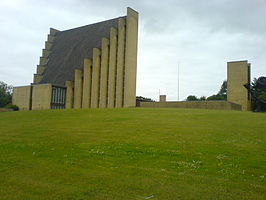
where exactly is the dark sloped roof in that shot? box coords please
[40,16,125,86]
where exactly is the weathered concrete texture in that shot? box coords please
[227,61,251,111]
[47,35,55,42]
[33,74,42,84]
[36,65,46,75]
[107,28,118,108]
[82,58,92,108]
[32,84,52,110]
[91,48,101,108]
[160,95,166,102]
[140,101,242,111]
[99,38,110,108]
[40,57,48,65]
[124,7,138,108]
[50,28,59,36]
[42,49,51,58]
[74,69,83,108]
[65,80,74,109]
[45,41,53,50]
[12,86,32,110]
[115,18,126,108]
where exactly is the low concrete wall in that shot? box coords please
[140,101,242,111]
[12,86,32,110]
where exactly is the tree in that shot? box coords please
[0,81,13,107]
[207,80,227,101]
[186,95,199,101]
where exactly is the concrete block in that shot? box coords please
[40,57,48,65]
[227,61,251,111]
[124,7,139,108]
[91,48,101,108]
[99,38,109,108]
[32,84,52,110]
[47,34,55,42]
[36,65,46,75]
[107,27,117,108]
[42,49,51,57]
[12,86,32,110]
[45,41,53,50]
[74,69,83,109]
[115,18,126,108]
[65,80,74,109]
[82,58,92,108]
[33,74,42,84]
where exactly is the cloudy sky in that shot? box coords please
[0,0,265,101]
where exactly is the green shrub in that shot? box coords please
[5,104,19,111]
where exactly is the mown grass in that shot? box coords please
[0,108,265,200]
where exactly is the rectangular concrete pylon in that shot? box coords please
[82,58,92,108]
[115,18,126,108]
[124,8,139,108]
[74,69,83,108]
[91,48,101,108]
[107,28,118,108]
[65,80,74,109]
[99,38,110,108]
[227,60,251,111]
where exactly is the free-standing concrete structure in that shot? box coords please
[227,60,251,111]
[13,7,139,110]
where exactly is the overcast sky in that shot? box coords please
[0,0,265,101]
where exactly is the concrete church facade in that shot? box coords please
[13,7,138,110]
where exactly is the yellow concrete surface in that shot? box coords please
[33,74,42,84]
[115,18,126,108]
[227,61,251,111]
[65,80,74,109]
[91,48,101,108]
[160,95,166,102]
[124,7,138,108]
[82,58,92,108]
[107,27,118,108]
[140,101,242,111]
[99,38,110,108]
[12,86,32,110]
[32,84,52,110]
[74,69,83,109]
[36,65,46,75]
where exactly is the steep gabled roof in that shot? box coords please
[40,16,125,86]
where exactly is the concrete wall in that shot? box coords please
[65,80,73,109]
[12,86,32,110]
[31,84,52,110]
[227,61,251,111]
[160,95,166,102]
[140,101,242,111]
[74,69,83,108]
[124,7,139,108]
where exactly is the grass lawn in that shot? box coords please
[0,108,265,200]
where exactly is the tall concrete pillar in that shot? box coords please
[91,48,101,108]
[74,69,83,108]
[82,58,92,108]
[115,18,126,108]
[99,38,110,108]
[65,80,73,109]
[227,60,251,111]
[124,8,138,108]
[107,28,118,108]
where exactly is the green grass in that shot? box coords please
[0,108,265,200]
